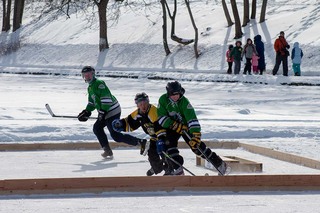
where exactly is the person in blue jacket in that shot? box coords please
[291,42,304,76]
[254,34,266,75]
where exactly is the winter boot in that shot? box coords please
[139,139,150,155]
[101,147,113,159]
[146,168,155,176]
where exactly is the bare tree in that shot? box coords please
[93,0,109,51]
[222,0,233,27]
[160,0,198,57]
[260,0,268,23]
[251,0,256,19]
[230,0,242,39]
[160,0,170,55]
[2,0,12,32]
[242,0,250,26]
[184,0,199,58]
[48,0,110,52]
[13,0,25,32]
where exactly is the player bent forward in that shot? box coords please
[157,81,229,175]
[112,92,169,176]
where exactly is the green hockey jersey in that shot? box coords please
[157,93,201,134]
[85,78,120,118]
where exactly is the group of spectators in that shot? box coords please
[226,31,304,76]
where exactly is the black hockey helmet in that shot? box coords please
[81,66,95,74]
[166,81,185,96]
[81,66,95,83]
[134,92,149,104]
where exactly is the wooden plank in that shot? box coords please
[197,156,263,173]
[239,143,320,170]
[1,175,320,195]
[0,141,239,151]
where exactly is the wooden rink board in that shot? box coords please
[1,175,320,195]
[1,141,320,194]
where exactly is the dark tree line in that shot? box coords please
[1,0,269,56]
[2,0,25,32]
[222,0,268,39]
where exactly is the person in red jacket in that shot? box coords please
[272,31,290,76]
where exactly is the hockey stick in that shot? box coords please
[182,130,225,176]
[45,103,97,119]
[161,151,196,176]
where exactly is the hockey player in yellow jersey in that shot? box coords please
[112,92,167,176]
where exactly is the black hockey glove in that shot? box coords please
[98,110,107,122]
[78,109,91,122]
[112,119,124,132]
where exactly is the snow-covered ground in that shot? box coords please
[1,0,320,212]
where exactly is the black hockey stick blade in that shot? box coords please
[45,103,80,119]
[45,103,56,117]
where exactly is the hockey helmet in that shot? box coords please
[166,81,185,96]
[81,66,95,83]
[134,92,149,104]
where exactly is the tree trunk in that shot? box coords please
[97,0,109,51]
[251,0,256,19]
[222,0,234,27]
[231,0,242,39]
[260,0,268,23]
[13,0,25,32]
[242,0,250,26]
[2,0,12,32]
[184,0,199,58]
[170,0,177,38]
[160,0,171,55]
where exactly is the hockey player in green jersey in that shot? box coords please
[112,92,169,176]
[77,66,146,159]
[157,81,229,175]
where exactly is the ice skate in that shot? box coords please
[172,166,185,176]
[164,166,185,176]
[101,147,113,160]
[217,161,231,176]
[146,168,155,176]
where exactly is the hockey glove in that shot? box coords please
[112,119,124,132]
[171,121,188,134]
[189,132,201,149]
[77,109,91,122]
[156,139,165,155]
[97,110,107,122]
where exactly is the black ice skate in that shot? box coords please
[217,161,231,176]
[101,147,113,160]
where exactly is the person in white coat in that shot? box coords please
[291,42,304,76]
